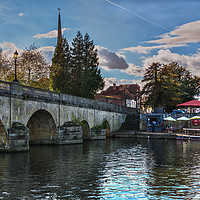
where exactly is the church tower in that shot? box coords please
[57,8,62,44]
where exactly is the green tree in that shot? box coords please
[50,37,71,93]
[180,72,200,102]
[71,31,104,98]
[50,31,104,98]
[82,33,104,98]
[159,62,182,111]
[70,31,85,97]
[141,61,200,112]
[141,62,162,108]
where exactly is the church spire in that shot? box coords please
[57,8,62,44]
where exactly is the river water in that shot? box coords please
[0,138,199,199]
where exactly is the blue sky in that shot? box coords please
[1,0,200,89]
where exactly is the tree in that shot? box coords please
[50,37,71,93]
[82,33,104,98]
[50,31,104,98]
[0,48,10,81]
[180,72,200,102]
[3,44,50,87]
[70,31,104,98]
[70,31,85,97]
[159,62,182,111]
[17,45,50,87]
[141,62,162,108]
[141,62,200,112]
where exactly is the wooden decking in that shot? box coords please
[113,130,176,139]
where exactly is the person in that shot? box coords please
[152,121,155,132]
[162,123,166,132]
[179,124,183,132]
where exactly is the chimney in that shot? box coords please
[119,85,123,91]
[113,83,116,90]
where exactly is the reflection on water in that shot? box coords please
[0,138,199,199]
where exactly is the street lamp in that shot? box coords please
[13,50,19,83]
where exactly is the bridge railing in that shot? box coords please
[0,81,10,92]
[0,80,136,114]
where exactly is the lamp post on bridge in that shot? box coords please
[13,50,19,83]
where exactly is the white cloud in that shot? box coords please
[147,20,200,45]
[121,20,200,54]
[34,28,68,38]
[0,42,22,58]
[3,42,18,50]
[19,13,24,17]
[142,49,200,77]
[103,77,143,90]
[38,46,55,52]
[121,63,146,77]
[38,46,55,64]
[0,42,54,63]
[96,45,129,70]
[121,44,186,54]
[116,51,126,60]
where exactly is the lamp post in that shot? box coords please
[13,50,19,83]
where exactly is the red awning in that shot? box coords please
[177,100,200,107]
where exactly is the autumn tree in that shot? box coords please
[17,45,50,87]
[158,62,182,111]
[141,62,200,112]
[0,48,10,81]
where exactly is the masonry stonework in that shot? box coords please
[0,81,137,151]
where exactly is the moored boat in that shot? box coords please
[176,128,200,140]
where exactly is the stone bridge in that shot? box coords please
[0,81,137,152]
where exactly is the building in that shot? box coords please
[95,83,140,108]
[57,8,62,44]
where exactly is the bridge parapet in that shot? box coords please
[0,81,10,91]
[0,80,137,114]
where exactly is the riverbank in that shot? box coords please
[113,130,176,139]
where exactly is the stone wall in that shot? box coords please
[0,81,136,114]
[58,122,83,144]
[0,81,137,151]
[0,80,133,131]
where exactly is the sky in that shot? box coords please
[1,0,200,90]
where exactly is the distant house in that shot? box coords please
[95,83,140,108]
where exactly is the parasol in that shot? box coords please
[164,116,176,121]
[177,116,189,121]
[189,116,200,120]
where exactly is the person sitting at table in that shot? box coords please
[179,124,183,132]
[162,124,166,132]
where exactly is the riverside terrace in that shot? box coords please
[0,80,138,152]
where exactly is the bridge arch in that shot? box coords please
[27,109,58,144]
[80,120,90,140]
[0,120,7,147]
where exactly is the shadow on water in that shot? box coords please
[0,138,199,199]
